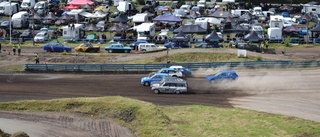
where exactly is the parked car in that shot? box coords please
[85,34,99,43]
[105,43,131,53]
[34,31,49,43]
[11,30,22,39]
[20,29,35,41]
[195,43,221,48]
[169,66,192,76]
[74,43,100,53]
[141,73,170,86]
[43,42,72,52]
[205,71,238,84]
[129,40,147,49]
[138,43,166,51]
[171,1,182,9]
[237,42,261,52]
[173,9,187,18]
[96,20,108,32]
[164,42,190,48]
[0,21,11,29]
[151,77,188,94]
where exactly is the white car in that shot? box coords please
[169,66,192,76]
[138,43,166,51]
[34,31,49,43]
[180,5,191,14]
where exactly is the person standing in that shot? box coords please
[18,44,21,56]
[35,53,39,64]
[12,44,17,55]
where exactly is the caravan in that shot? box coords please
[268,28,282,43]
[0,2,19,16]
[132,13,148,26]
[63,24,85,43]
[21,0,36,11]
[135,23,155,41]
[66,9,86,23]
[12,11,29,29]
[301,3,320,14]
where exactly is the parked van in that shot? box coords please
[268,28,282,42]
[12,11,29,29]
[0,2,19,16]
[63,24,85,42]
[138,43,166,51]
[0,2,8,15]
[21,0,36,11]
[34,1,48,11]
[197,0,206,8]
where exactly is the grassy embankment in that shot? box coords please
[0,96,319,136]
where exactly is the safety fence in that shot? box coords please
[24,61,320,72]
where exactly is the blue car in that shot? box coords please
[164,42,190,49]
[129,41,147,48]
[141,73,169,86]
[43,42,72,52]
[205,71,238,83]
[105,43,131,53]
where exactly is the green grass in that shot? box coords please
[0,96,319,137]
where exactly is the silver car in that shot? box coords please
[151,77,187,94]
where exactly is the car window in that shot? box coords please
[220,73,227,76]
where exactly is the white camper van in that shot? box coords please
[133,13,148,26]
[269,16,284,29]
[21,0,36,10]
[63,24,85,42]
[301,4,320,14]
[117,1,134,13]
[268,28,282,42]
[136,23,155,41]
[12,11,29,29]
[231,9,249,16]
[0,2,19,16]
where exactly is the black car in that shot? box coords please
[20,29,35,41]
[237,43,261,52]
[195,43,221,48]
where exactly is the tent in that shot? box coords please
[64,4,80,10]
[44,12,57,20]
[283,25,301,32]
[107,22,131,32]
[152,15,183,22]
[172,31,190,42]
[67,0,94,5]
[205,31,223,42]
[85,23,99,31]
[32,13,42,20]
[112,14,128,23]
[207,11,235,18]
[173,25,207,34]
[244,31,264,42]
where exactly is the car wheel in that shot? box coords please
[124,50,129,53]
[154,89,160,94]
[175,90,181,94]
[144,81,150,86]
[79,49,83,52]
[62,49,67,52]
[172,75,177,77]
[46,49,51,52]
[210,79,215,84]
[108,49,113,53]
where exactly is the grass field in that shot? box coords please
[0,96,319,137]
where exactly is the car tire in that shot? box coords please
[144,81,150,86]
[46,49,51,52]
[124,50,129,53]
[210,79,215,84]
[79,49,83,52]
[108,50,113,53]
[154,89,160,94]
[62,49,67,52]
[172,75,177,77]
[175,90,181,94]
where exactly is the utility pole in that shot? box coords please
[9,0,12,45]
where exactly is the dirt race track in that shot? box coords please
[0,69,320,136]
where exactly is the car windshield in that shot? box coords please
[97,22,104,26]
[36,34,44,37]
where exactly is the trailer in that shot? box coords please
[63,24,85,43]
[12,11,30,29]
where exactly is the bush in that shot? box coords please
[284,39,292,47]
[10,131,29,137]
[256,56,262,61]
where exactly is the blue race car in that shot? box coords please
[141,73,169,86]
[205,71,238,84]
[43,42,72,52]
[105,43,131,53]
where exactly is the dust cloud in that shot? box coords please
[188,67,311,95]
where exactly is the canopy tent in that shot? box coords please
[67,0,94,6]
[112,14,128,23]
[207,11,235,18]
[283,25,302,32]
[44,12,57,20]
[107,22,131,32]
[205,31,223,42]
[64,4,80,10]
[171,31,190,42]
[82,3,93,9]
[232,24,250,32]
[60,14,72,20]
[31,13,42,20]
[244,31,264,42]
[152,15,183,22]
[173,25,207,34]
[85,23,99,31]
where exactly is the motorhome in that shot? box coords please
[0,2,19,16]
[63,24,85,42]
[301,3,320,14]
[117,1,135,13]
[12,11,29,29]
[269,15,284,29]
[133,13,148,26]
[268,28,282,42]
[136,23,155,41]
[21,0,36,11]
